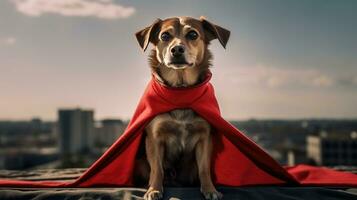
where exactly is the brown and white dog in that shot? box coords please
[134,16,230,200]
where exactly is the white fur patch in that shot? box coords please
[156,46,163,63]
[178,17,185,25]
[183,25,192,30]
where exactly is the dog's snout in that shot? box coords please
[170,45,185,57]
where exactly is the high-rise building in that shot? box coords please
[307,131,357,166]
[95,119,125,147]
[58,108,94,156]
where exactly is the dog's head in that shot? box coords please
[135,16,230,70]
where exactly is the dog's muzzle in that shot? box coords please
[168,45,193,68]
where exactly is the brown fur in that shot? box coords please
[148,48,212,87]
[134,16,230,200]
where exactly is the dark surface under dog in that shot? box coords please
[0,168,356,200]
[0,187,356,200]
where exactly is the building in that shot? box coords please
[95,119,125,147]
[58,108,94,156]
[0,148,58,170]
[286,148,308,166]
[307,131,357,166]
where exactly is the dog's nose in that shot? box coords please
[170,45,185,57]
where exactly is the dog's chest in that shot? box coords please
[147,108,210,159]
[169,109,195,123]
[169,109,196,148]
[163,109,209,155]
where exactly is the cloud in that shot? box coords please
[221,65,353,89]
[10,0,135,19]
[312,75,334,87]
[0,37,16,45]
[250,65,334,89]
[336,75,357,87]
[266,76,287,88]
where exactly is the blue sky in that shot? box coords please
[0,0,356,120]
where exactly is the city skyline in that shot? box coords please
[1,106,357,121]
[1,0,357,120]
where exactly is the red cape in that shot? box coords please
[1,72,356,188]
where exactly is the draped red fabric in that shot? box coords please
[0,72,356,188]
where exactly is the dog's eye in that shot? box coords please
[160,32,171,41]
[186,30,198,40]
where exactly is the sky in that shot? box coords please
[0,0,357,121]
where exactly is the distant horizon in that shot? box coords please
[1,111,356,122]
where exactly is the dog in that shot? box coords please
[134,16,230,200]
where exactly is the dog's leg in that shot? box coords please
[144,132,164,200]
[196,131,223,200]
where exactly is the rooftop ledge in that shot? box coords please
[0,168,357,200]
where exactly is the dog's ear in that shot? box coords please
[135,18,162,51]
[200,16,230,48]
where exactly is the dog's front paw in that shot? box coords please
[144,187,163,200]
[201,189,223,200]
